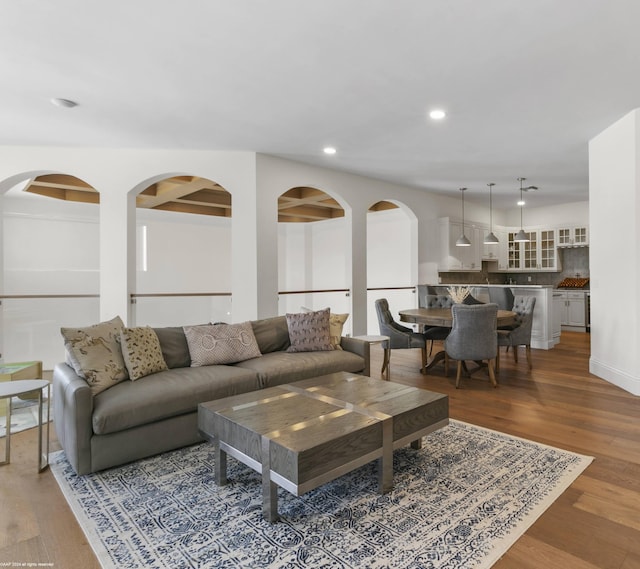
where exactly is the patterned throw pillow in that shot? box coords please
[301,307,349,350]
[120,327,168,380]
[286,308,334,353]
[60,316,129,396]
[183,322,262,366]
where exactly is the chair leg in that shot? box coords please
[421,346,428,375]
[381,348,391,380]
[526,345,532,370]
[495,347,500,373]
[488,360,497,388]
[444,353,450,377]
[455,361,463,388]
[512,345,518,363]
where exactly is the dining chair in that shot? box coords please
[489,287,515,311]
[444,303,498,388]
[375,298,429,377]
[419,295,453,356]
[496,295,536,372]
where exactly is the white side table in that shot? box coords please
[0,379,50,472]
[352,335,391,380]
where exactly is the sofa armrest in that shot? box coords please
[339,336,370,376]
[53,363,94,475]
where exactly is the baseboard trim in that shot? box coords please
[590,357,640,396]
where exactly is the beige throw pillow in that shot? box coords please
[120,327,168,380]
[183,322,262,366]
[60,316,129,396]
[301,306,349,350]
[286,308,334,352]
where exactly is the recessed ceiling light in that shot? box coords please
[323,147,337,155]
[50,98,78,108]
[517,199,526,206]
[429,109,446,120]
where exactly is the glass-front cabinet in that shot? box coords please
[506,228,557,271]
[557,226,588,247]
[539,229,556,269]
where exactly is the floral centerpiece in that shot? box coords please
[447,285,471,304]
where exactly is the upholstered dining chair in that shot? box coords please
[375,298,429,377]
[496,295,536,372]
[418,294,453,356]
[489,287,515,311]
[444,303,498,388]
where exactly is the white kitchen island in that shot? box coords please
[429,284,559,350]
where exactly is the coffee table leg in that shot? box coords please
[214,437,227,486]
[379,418,393,494]
[411,438,423,450]
[261,436,278,522]
[37,385,50,472]
[0,396,11,466]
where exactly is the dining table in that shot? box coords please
[398,307,517,373]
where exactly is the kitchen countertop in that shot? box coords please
[436,283,553,289]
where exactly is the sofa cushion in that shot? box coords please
[184,322,262,366]
[120,326,168,380]
[153,327,191,368]
[60,315,129,395]
[233,350,365,388]
[92,365,261,435]
[250,316,290,353]
[285,308,334,353]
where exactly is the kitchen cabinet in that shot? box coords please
[438,218,481,271]
[557,291,586,328]
[557,226,588,247]
[506,228,558,271]
[481,228,504,261]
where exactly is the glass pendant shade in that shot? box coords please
[484,231,499,244]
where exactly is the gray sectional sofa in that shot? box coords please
[53,316,370,475]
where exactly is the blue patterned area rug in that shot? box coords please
[50,420,592,569]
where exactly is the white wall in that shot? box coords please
[0,145,592,368]
[588,109,640,395]
[505,201,589,228]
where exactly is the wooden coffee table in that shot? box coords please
[198,371,448,522]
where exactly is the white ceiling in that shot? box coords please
[1,0,639,209]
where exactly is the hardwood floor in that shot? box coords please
[1,331,639,568]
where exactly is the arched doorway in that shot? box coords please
[277,186,352,334]
[132,175,233,326]
[0,173,100,368]
[366,200,418,334]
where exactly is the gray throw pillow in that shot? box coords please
[250,316,291,353]
[286,308,334,353]
[153,326,192,368]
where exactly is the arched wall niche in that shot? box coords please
[366,199,419,334]
[277,185,353,332]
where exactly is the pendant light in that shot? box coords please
[455,187,471,247]
[514,177,529,242]
[484,182,499,244]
